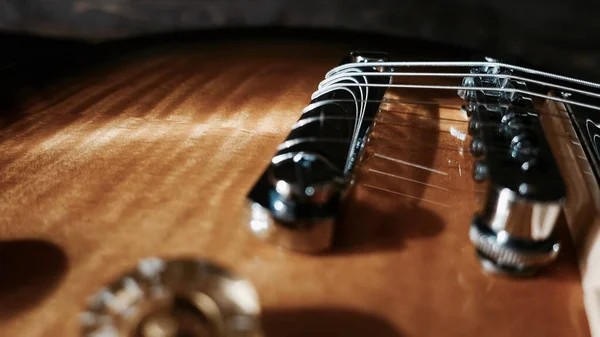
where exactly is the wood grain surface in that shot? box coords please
[0,36,590,336]
[541,99,600,337]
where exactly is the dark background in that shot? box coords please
[0,0,599,79]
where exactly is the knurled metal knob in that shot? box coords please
[469,138,486,157]
[269,152,343,208]
[500,112,528,137]
[469,215,560,276]
[510,132,539,163]
[473,160,489,182]
[80,258,262,337]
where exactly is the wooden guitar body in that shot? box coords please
[0,31,591,336]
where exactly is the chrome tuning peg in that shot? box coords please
[460,56,566,276]
[80,258,262,337]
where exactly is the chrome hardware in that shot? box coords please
[470,215,560,276]
[80,258,262,337]
[350,51,388,63]
[473,160,489,182]
[246,51,391,253]
[469,138,485,157]
[269,152,343,208]
[350,51,391,72]
[461,57,566,275]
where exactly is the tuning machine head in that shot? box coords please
[80,258,262,337]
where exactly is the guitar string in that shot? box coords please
[282,64,596,202]
[357,134,490,197]
[321,100,576,198]
[305,67,554,161]
[363,106,588,198]
[302,70,371,173]
[313,66,599,122]
[320,71,600,100]
[319,61,600,111]
[299,97,589,128]
[357,127,539,198]
[302,95,592,125]
[306,66,595,162]
[362,169,486,196]
[294,104,582,148]
[302,96,584,154]
[280,120,572,160]
[288,89,584,163]
[312,82,600,112]
[325,61,600,90]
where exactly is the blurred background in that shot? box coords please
[0,0,598,78]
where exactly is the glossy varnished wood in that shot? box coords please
[0,38,590,336]
[541,99,600,337]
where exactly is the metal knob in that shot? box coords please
[80,258,262,337]
[470,185,562,276]
[467,116,481,135]
[510,132,538,162]
[269,152,343,208]
[247,152,343,253]
[472,160,489,182]
[500,112,528,138]
[469,138,485,157]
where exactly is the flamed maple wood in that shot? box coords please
[0,34,591,336]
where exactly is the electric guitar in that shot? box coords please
[0,30,598,337]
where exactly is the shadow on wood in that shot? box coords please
[0,240,68,320]
[262,307,403,337]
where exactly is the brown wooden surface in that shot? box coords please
[0,38,590,336]
[541,99,600,337]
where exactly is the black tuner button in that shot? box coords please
[501,112,525,127]
[510,132,539,162]
[473,160,489,182]
[468,116,481,135]
[520,157,540,172]
[500,112,529,138]
[469,138,486,157]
